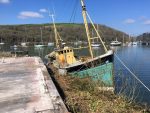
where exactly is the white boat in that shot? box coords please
[0,38,5,45]
[91,43,100,47]
[34,27,45,48]
[21,27,28,47]
[48,42,54,46]
[110,38,122,46]
[34,44,45,48]
[127,34,132,46]
[62,42,66,45]
[132,42,138,46]
[91,26,101,47]
[127,42,132,46]
[74,41,82,45]
[74,41,83,45]
[0,42,4,45]
[21,42,27,47]
[10,45,18,50]
[74,42,79,45]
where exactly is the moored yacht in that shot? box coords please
[110,38,122,46]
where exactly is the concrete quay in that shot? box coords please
[0,57,68,113]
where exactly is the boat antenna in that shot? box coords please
[80,0,93,58]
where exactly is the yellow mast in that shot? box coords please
[86,12,108,53]
[80,0,94,58]
[49,14,60,48]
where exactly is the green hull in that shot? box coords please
[70,63,114,87]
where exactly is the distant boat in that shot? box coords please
[74,40,82,45]
[127,34,132,46]
[48,42,54,46]
[110,38,122,46]
[62,42,66,45]
[122,34,126,46]
[10,45,18,50]
[10,45,18,48]
[21,42,27,47]
[0,38,5,45]
[21,26,28,47]
[34,27,45,48]
[127,42,132,46]
[91,43,101,47]
[132,42,138,46]
[74,42,79,45]
[34,44,45,48]
[0,42,5,45]
[91,28,100,47]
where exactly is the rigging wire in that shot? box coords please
[69,0,79,23]
[60,0,70,20]
[115,53,150,93]
[49,0,56,15]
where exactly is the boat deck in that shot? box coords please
[0,57,68,113]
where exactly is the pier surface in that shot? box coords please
[0,57,68,113]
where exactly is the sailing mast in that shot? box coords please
[40,27,43,45]
[80,0,93,58]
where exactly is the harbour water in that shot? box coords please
[0,44,150,106]
[114,46,150,106]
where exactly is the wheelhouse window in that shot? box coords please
[58,51,63,54]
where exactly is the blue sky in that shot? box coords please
[0,0,150,35]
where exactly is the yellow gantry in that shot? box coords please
[80,0,108,58]
[80,0,94,59]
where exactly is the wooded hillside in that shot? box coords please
[0,23,129,45]
[137,32,150,42]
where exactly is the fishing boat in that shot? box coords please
[110,38,122,46]
[46,0,114,88]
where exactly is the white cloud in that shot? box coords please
[143,20,150,25]
[18,11,44,19]
[139,16,147,20]
[39,8,47,13]
[124,19,135,24]
[0,0,10,4]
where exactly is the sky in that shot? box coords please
[0,0,150,35]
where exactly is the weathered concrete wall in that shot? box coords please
[0,57,68,113]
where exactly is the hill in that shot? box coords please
[0,23,129,45]
[137,32,150,42]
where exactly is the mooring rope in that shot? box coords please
[115,53,150,92]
